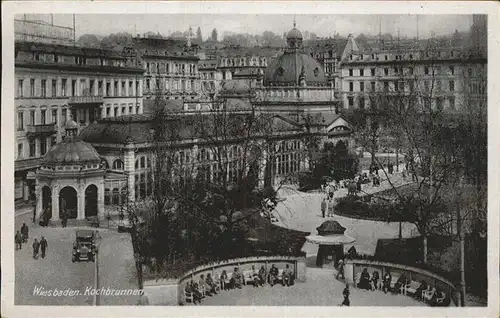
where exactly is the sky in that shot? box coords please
[19,14,474,40]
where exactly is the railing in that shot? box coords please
[26,124,56,135]
[68,95,104,104]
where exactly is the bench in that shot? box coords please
[403,280,422,296]
[243,270,256,285]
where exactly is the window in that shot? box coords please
[51,136,56,147]
[349,69,353,76]
[146,79,150,90]
[128,81,133,96]
[409,67,414,75]
[41,109,46,125]
[18,79,23,97]
[449,66,455,75]
[121,81,125,96]
[71,80,76,96]
[371,82,376,92]
[360,69,364,76]
[40,138,47,155]
[409,54,413,60]
[394,67,399,74]
[61,79,67,97]
[17,143,23,159]
[348,96,354,107]
[384,68,388,76]
[98,80,103,95]
[114,81,119,96]
[29,139,35,157]
[409,80,415,91]
[89,80,95,95]
[384,81,389,91]
[62,109,67,124]
[424,66,429,75]
[359,97,365,109]
[394,81,399,91]
[371,68,375,76]
[17,111,24,131]
[30,110,35,125]
[106,107,110,117]
[360,54,364,60]
[349,82,353,92]
[436,98,443,111]
[30,79,35,96]
[41,79,47,97]
[51,79,57,97]
[399,82,405,92]
[112,159,124,170]
[449,96,455,110]
[449,80,455,92]
[384,55,388,61]
[360,82,364,92]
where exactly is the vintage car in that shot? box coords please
[72,230,96,262]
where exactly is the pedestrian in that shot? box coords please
[321,197,327,218]
[21,222,29,243]
[39,236,48,259]
[15,231,23,250]
[32,203,36,223]
[341,284,350,306]
[336,259,345,280]
[32,238,40,259]
[61,210,67,228]
[327,198,335,217]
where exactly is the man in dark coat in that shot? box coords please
[341,284,350,306]
[15,231,23,250]
[32,238,40,259]
[359,268,371,290]
[21,223,29,243]
[39,236,48,259]
[382,272,392,294]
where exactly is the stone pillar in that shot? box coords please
[51,186,59,220]
[77,188,85,220]
[344,262,355,286]
[101,105,106,119]
[98,180,105,218]
[117,79,122,97]
[138,78,143,96]
[117,105,122,117]
[125,79,129,97]
[110,78,115,97]
[123,143,136,202]
[36,183,43,218]
[93,78,98,96]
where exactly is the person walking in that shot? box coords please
[15,231,23,250]
[336,259,345,280]
[321,197,327,218]
[39,236,48,259]
[21,223,29,243]
[32,238,40,259]
[341,284,350,306]
[32,203,37,223]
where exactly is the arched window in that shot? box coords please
[135,159,139,169]
[104,188,110,205]
[112,188,120,205]
[146,157,151,168]
[140,157,145,168]
[112,159,124,170]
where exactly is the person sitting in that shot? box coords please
[220,270,228,290]
[231,267,243,289]
[268,264,279,287]
[198,274,210,296]
[415,280,428,300]
[358,268,371,290]
[249,265,259,287]
[394,275,408,294]
[186,280,202,304]
[371,270,380,290]
[205,273,218,295]
[382,272,392,294]
[282,264,294,287]
[258,266,266,286]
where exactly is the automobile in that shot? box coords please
[72,230,96,262]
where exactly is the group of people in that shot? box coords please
[320,196,336,218]
[185,264,295,304]
[15,223,48,259]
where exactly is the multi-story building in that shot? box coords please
[304,37,346,91]
[129,36,202,102]
[15,40,144,201]
[338,34,479,113]
[198,59,231,95]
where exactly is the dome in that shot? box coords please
[287,27,303,40]
[316,220,347,236]
[220,80,251,95]
[43,139,101,166]
[65,119,79,129]
[264,51,327,86]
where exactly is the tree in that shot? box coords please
[77,34,101,48]
[196,27,203,42]
[211,28,218,42]
[100,32,134,49]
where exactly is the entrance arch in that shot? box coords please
[85,184,98,217]
[41,186,52,218]
[59,186,77,219]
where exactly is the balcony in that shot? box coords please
[26,124,56,136]
[15,157,43,171]
[68,94,104,105]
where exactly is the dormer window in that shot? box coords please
[314,68,319,77]
[277,67,284,76]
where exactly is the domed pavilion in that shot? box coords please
[256,22,337,114]
[35,118,106,222]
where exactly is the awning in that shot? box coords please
[305,234,355,245]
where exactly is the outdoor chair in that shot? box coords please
[422,287,436,302]
[184,290,195,304]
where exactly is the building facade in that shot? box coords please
[15,40,144,201]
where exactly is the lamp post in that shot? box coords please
[94,230,102,306]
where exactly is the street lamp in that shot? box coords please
[94,230,102,306]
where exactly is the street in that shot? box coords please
[15,208,140,306]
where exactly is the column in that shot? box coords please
[110,78,115,96]
[125,79,129,97]
[77,188,85,220]
[35,137,41,158]
[36,183,43,218]
[117,105,122,117]
[98,181,105,218]
[51,186,59,220]
[101,105,106,119]
[117,79,122,97]
[123,144,135,202]
[23,181,30,201]
[138,78,143,96]
[93,78,98,96]
[86,78,90,95]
